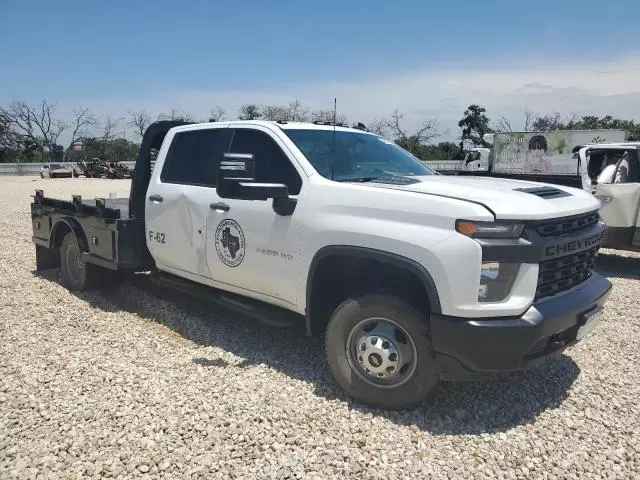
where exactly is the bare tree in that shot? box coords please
[101,116,121,142]
[367,117,391,137]
[0,100,67,154]
[532,112,563,131]
[494,115,513,132]
[565,112,580,129]
[310,109,347,124]
[157,108,193,122]
[70,107,97,143]
[385,109,440,154]
[0,110,21,149]
[287,100,310,122]
[261,105,290,122]
[128,110,152,139]
[209,106,226,122]
[523,108,535,131]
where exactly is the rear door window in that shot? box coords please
[161,128,228,187]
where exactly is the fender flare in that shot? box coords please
[50,217,90,252]
[304,245,442,335]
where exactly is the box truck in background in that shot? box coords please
[460,129,629,187]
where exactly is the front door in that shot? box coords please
[594,150,640,249]
[205,125,307,308]
[146,125,230,278]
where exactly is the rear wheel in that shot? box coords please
[59,232,120,291]
[325,294,438,410]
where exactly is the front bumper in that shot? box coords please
[432,272,612,381]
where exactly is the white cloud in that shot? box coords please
[55,53,640,145]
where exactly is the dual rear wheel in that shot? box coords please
[59,232,120,291]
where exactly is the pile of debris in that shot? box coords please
[78,158,132,179]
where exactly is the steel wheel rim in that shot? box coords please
[346,316,418,389]
[65,242,84,284]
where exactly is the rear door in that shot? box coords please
[145,125,231,278]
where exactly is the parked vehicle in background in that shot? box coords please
[40,163,75,178]
[455,130,629,188]
[29,119,612,409]
[77,158,132,179]
[575,141,640,252]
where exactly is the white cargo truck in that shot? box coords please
[460,130,629,187]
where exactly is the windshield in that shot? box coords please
[283,129,435,182]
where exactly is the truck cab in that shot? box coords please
[462,147,491,172]
[576,142,640,251]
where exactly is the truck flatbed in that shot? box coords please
[31,190,152,272]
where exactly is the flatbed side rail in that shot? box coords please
[32,189,122,220]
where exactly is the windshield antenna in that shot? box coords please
[330,97,336,180]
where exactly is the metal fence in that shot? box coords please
[423,160,464,172]
[0,162,137,176]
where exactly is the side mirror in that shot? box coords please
[216,152,297,215]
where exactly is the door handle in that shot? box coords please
[148,194,163,203]
[210,202,230,212]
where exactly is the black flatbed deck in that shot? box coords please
[31,190,153,271]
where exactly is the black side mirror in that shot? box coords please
[216,152,297,215]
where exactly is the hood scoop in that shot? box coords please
[513,186,572,199]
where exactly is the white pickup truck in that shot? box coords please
[30,119,612,409]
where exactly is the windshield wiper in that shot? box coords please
[337,175,419,184]
[338,176,380,182]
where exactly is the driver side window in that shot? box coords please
[228,129,302,195]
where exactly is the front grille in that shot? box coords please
[534,211,599,237]
[535,247,598,300]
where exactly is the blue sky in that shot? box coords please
[2,0,640,144]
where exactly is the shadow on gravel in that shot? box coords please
[32,268,580,435]
[595,252,640,280]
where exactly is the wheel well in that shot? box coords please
[51,222,73,249]
[306,253,433,337]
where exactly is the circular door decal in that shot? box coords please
[215,219,246,267]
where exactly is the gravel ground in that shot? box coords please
[1,175,639,479]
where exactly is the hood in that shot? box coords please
[359,175,601,220]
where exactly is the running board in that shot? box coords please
[148,271,300,329]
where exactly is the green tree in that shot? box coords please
[458,104,493,148]
[238,104,261,120]
[421,142,465,161]
[563,115,640,140]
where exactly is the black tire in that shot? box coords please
[59,232,121,291]
[325,294,438,410]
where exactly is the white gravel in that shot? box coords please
[1,175,639,479]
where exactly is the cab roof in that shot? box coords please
[191,119,375,134]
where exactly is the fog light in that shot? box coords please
[478,262,520,302]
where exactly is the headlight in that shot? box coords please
[478,262,520,302]
[456,220,524,239]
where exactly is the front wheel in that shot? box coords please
[325,294,438,410]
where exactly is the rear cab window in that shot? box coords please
[160,128,229,187]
